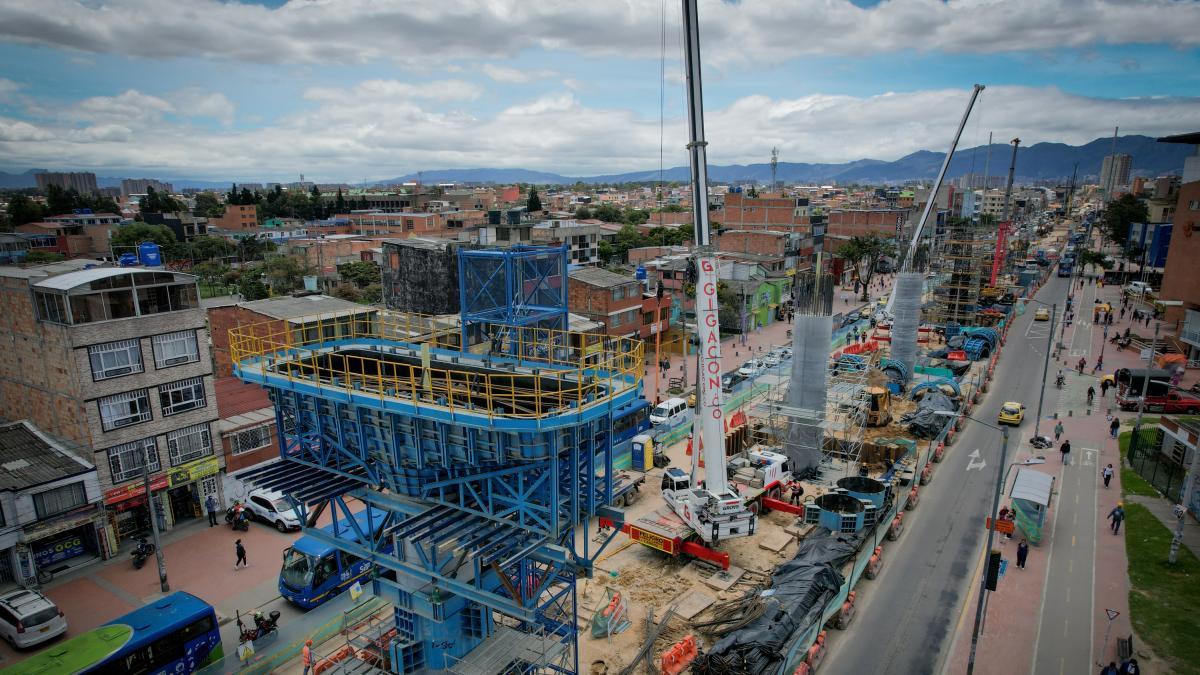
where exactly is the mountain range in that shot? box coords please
[0,134,1191,190]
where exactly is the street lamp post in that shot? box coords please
[935,411,1012,675]
[1023,298,1057,440]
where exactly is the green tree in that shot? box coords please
[658,204,685,213]
[331,285,361,302]
[5,194,45,227]
[194,192,225,218]
[110,222,179,258]
[310,185,323,219]
[623,209,649,226]
[597,240,615,264]
[334,188,346,214]
[24,251,66,264]
[44,184,75,216]
[359,283,382,304]
[746,186,759,198]
[264,255,309,292]
[592,203,623,223]
[574,206,592,220]
[141,185,183,214]
[837,234,888,300]
[190,235,234,261]
[191,261,229,287]
[237,235,276,262]
[527,187,542,212]
[1102,194,1149,251]
[337,261,381,288]
[237,270,269,300]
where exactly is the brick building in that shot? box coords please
[341,210,485,237]
[1154,132,1200,351]
[208,204,259,231]
[567,267,644,337]
[825,209,910,239]
[0,262,220,553]
[718,192,814,234]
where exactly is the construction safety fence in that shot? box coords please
[229,309,645,420]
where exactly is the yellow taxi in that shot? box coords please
[997,401,1025,425]
[1034,307,1050,321]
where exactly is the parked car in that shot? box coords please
[246,489,303,532]
[650,397,690,426]
[721,371,747,393]
[0,589,67,649]
[763,353,781,368]
[738,359,765,377]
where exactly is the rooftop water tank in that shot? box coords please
[137,241,162,267]
[118,252,139,267]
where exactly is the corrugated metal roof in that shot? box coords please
[237,294,372,320]
[1009,468,1054,507]
[30,267,196,291]
[568,267,637,289]
[0,421,93,491]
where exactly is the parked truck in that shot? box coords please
[1116,391,1200,413]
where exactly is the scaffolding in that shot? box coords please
[929,220,989,326]
[753,349,872,474]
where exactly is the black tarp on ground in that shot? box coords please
[694,529,867,675]
[900,390,959,439]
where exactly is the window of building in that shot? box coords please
[88,339,144,380]
[643,311,655,325]
[1190,200,1199,211]
[152,330,199,368]
[98,389,152,431]
[612,285,625,301]
[108,438,160,483]
[33,482,87,519]
[231,424,273,455]
[167,423,213,466]
[159,377,207,416]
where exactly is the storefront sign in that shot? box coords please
[22,510,96,544]
[168,456,219,488]
[104,474,169,505]
[33,531,86,567]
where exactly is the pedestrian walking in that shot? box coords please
[1119,307,1125,320]
[1060,439,1071,464]
[1121,657,1140,675]
[1087,386,1095,405]
[1016,539,1029,569]
[1108,503,1126,534]
[1145,314,1151,327]
[1077,357,1086,374]
[1102,463,1114,488]
[1101,379,1110,397]
[303,639,314,675]
[205,494,218,527]
[1110,418,1120,438]
[1101,662,1119,675]
[235,539,248,569]
[1054,420,1064,441]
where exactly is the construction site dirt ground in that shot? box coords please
[573,339,991,673]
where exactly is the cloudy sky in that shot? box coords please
[0,0,1198,182]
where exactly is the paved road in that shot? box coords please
[822,273,1072,675]
[1032,279,1104,675]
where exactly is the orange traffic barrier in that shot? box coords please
[793,663,812,675]
[888,513,904,540]
[806,631,827,669]
[601,592,622,617]
[660,635,699,675]
[907,486,920,509]
[935,442,945,462]
[866,547,884,579]
[920,464,932,485]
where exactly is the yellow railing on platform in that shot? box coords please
[228,310,645,419]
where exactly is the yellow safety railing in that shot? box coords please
[229,309,645,420]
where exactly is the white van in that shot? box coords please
[650,397,689,427]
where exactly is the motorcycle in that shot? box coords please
[237,609,281,644]
[226,507,250,532]
[131,538,155,569]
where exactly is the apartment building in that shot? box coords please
[718,192,815,234]
[35,172,98,195]
[121,179,173,196]
[208,204,259,231]
[0,261,220,554]
[531,220,620,265]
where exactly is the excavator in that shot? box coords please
[865,387,893,427]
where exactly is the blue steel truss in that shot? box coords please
[234,323,640,674]
[459,245,569,352]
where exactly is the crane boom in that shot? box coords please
[663,0,755,545]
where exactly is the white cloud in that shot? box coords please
[481,63,556,84]
[0,0,1196,66]
[169,89,236,126]
[303,79,482,103]
[1,83,1197,181]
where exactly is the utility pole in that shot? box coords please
[142,450,169,593]
[1033,302,1055,440]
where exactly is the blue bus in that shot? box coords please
[279,507,390,610]
[1058,261,1073,278]
[7,591,223,674]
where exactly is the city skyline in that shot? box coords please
[1,0,1199,181]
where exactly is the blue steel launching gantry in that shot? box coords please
[231,245,645,674]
